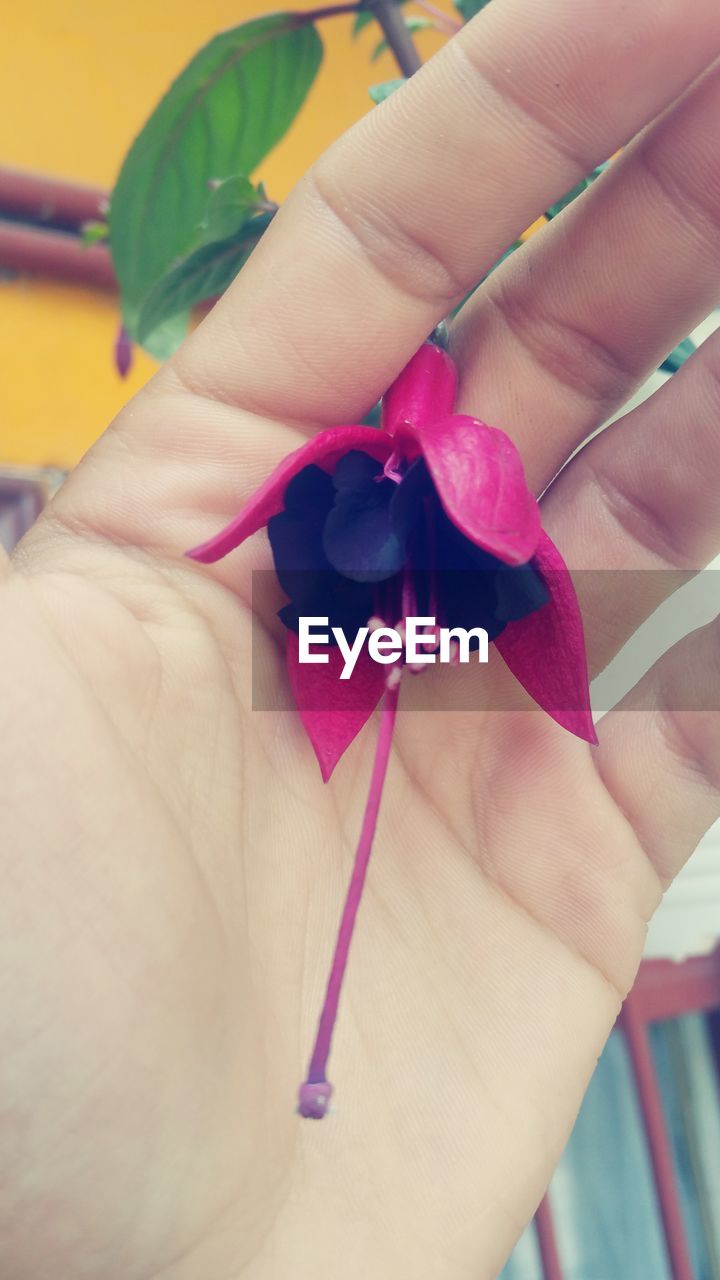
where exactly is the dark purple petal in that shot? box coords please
[268,511,329,603]
[322,450,406,583]
[332,450,384,494]
[323,497,404,584]
[494,530,597,743]
[267,466,335,603]
[186,427,392,564]
[389,459,434,542]
[284,464,336,515]
[286,632,386,781]
[382,342,457,436]
[436,570,506,642]
[418,414,541,566]
[268,461,376,631]
[277,574,374,641]
[494,564,549,622]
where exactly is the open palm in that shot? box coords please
[3,1,720,1276]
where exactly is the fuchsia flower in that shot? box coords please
[188,341,596,1118]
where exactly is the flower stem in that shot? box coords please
[295,1,423,81]
[295,2,362,23]
[298,682,400,1119]
[413,0,462,34]
[367,0,423,76]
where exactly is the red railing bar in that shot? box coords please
[0,223,115,290]
[0,168,222,310]
[534,1194,564,1280]
[0,167,107,229]
[620,999,694,1280]
[631,950,720,1023]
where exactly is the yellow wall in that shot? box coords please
[0,0,447,468]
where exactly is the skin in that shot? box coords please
[2,0,720,1275]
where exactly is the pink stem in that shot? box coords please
[413,0,462,33]
[298,683,400,1119]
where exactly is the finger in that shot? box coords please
[539,324,720,675]
[163,0,720,429]
[452,61,720,490]
[595,616,720,887]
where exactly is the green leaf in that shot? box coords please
[361,401,382,427]
[142,310,192,361]
[372,16,432,61]
[454,0,492,21]
[660,336,696,374]
[197,174,272,246]
[80,220,109,247]
[109,14,322,337]
[485,239,523,278]
[137,211,273,347]
[352,9,376,36]
[368,77,405,104]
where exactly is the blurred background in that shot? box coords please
[0,0,450,470]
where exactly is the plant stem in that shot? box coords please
[299,2,363,22]
[367,0,423,75]
[298,0,425,78]
[413,0,462,34]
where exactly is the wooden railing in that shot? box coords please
[532,948,720,1280]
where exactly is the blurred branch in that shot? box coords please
[0,222,115,289]
[367,0,422,75]
[301,2,363,19]
[0,168,106,232]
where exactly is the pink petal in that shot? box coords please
[382,343,457,437]
[418,414,541,565]
[286,632,386,781]
[494,530,597,743]
[186,427,392,563]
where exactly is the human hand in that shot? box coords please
[3,0,720,1275]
